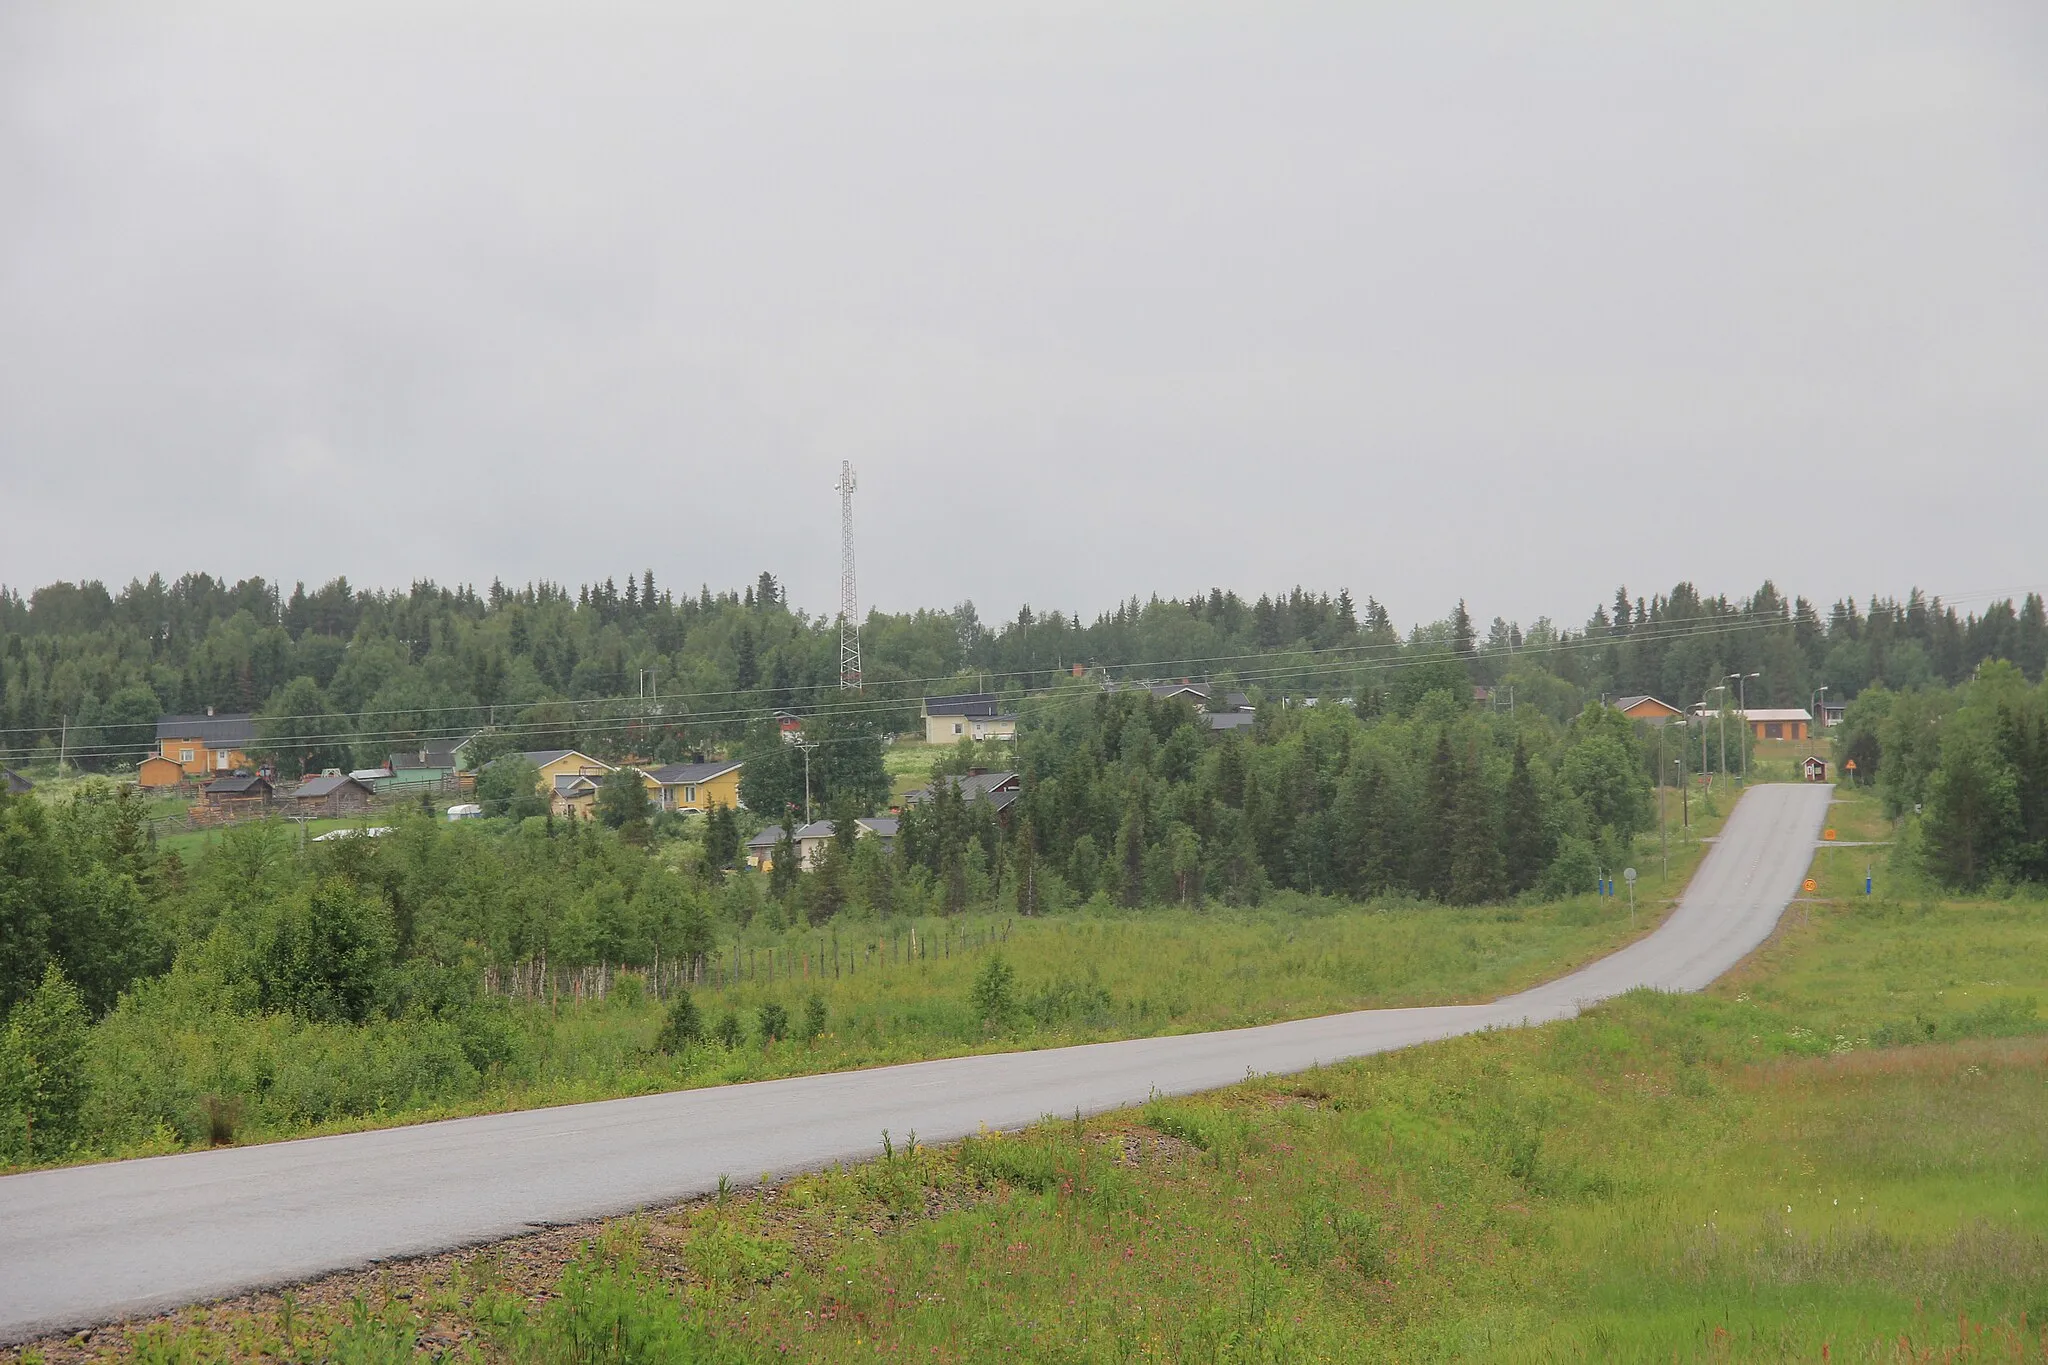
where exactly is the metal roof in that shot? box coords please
[156,713,257,747]
[644,759,743,785]
[922,693,999,717]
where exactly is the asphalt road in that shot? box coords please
[0,782,1832,1344]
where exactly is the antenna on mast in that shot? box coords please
[836,461,861,689]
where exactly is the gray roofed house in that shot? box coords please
[1142,682,1252,711]
[642,757,744,813]
[922,693,1000,718]
[1205,710,1257,733]
[921,693,1019,744]
[905,770,1022,818]
[3,768,32,795]
[155,711,258,749]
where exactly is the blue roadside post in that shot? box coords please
[1866,862,1873,897]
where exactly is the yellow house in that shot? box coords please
[497,749,613,818]
[921,693,1018,744]
[145,711,257,786]
[641,759,744,814]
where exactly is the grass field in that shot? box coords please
[32,786,2047,1363]
[32,783,1731,1171]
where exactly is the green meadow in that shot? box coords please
[30,785,2048,1362]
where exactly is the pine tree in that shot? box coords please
[1502,737,1550,894]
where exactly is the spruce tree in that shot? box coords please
[1502,737,1550,895]
[1415,730,1460,901]
[1448,743,1506,905]
[1335,752,1394,898]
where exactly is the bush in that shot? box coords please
[970,953,1016,1025]
[712,1009,744,1049]
[756,1002,790,1045]
[655,991,703,1053]
[799,993,827,1043]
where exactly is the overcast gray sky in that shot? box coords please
[3,3,2044,629]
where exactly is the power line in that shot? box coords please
[11,609,1849,763]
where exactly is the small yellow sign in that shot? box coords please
[1803,878,1817,892]
[1824,828,1837,840]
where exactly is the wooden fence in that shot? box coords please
[479,919,1016,1006]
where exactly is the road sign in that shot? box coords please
[1845,759,1858,772]
[1803,878,1816,892]
[1623,867,1636,885]
[1824,828,1836,840]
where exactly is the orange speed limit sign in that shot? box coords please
[1803,878,1817,892]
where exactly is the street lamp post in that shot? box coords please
[1729,671,1761,783]
[1812,684,1829,742]
[1709,683,1729,792]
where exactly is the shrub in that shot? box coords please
[970,953,1017,1024]
[655,991,703,1053]
[756,1002,790,1045]
[799,994,827,1043]
[712,1009,744,1049]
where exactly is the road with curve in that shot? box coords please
[0,782,1833,1344]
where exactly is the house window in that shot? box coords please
[685,785,697,804]
[179,748,194,764]
[1765,722,1782,739]
[953,722,963,735]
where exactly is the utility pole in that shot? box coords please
[797,738,819,824]
[58,715,68,776]
[836,461,861,690]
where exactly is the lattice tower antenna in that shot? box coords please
[836,461,861,688]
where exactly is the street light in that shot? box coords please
[1729,672,1760,783]
[1812,684,1829,741]
[1708,683,1729,791]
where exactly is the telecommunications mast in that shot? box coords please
[836,461,861,689]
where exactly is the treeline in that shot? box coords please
[890,683,1649,916]
[1834,662,2048,890]
[4,568,2044,773]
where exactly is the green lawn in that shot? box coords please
[46,787,2048,1363]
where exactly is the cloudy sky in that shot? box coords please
[3,3,2044,630]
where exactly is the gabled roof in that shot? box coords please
[858,816,900,838]
[552,773,603,794]
[1205,710,1256,732]
[1741,708,1815,723]
[392,737,472,770]
[156,712,257,747]
[923,693,999,718]
[644,758,743,786]
[2,768,32,794]
[1615,695,1684,719]
[492,749,614,772]
[293,774,374,799]
[907,770,1022,812]
[204,773,270,795]
[748,824,794,848]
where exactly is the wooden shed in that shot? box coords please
[202,773,273,808]
[290,773,378,815]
